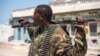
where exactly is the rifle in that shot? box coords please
[12,18,37,28]
[12,18,95,28]
[12,23,34,28]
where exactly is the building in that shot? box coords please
[0,24,13,42]
[11,0,100,55]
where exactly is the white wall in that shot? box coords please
[51,1,100,13]
[12,1,100,17]
[0,24,13,42]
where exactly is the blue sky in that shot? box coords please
[0,0,51,24]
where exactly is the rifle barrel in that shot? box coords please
[12,23,33,28]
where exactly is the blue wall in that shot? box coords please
[14,27,30,41]
[13,17,33,42]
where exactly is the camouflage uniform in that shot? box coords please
[27,24,87,56]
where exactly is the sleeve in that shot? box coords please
[55,27,87,56]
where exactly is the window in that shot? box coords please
[89,23,97,36]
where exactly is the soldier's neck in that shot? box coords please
[40,22,51,28]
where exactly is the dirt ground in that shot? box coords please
[0,41,99,56]
[0,42,29,56]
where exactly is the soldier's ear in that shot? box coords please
[37,12,43,20]
[40,17,43,20]
[39,15,43,20]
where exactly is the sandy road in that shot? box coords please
[0,42,29,56]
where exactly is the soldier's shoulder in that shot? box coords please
[53,24,65,34]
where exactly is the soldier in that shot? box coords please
[19,5,87,56]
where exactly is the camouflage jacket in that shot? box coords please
[27,24,87,56]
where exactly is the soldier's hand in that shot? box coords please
[18,18,29,26]
[74,21,85,32]
[75,17,85,28]
[74,24,85,29]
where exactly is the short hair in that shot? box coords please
[35,5,53,22]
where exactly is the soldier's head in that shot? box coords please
[33,4,53,27]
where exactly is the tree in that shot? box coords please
[9,18,13,25]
